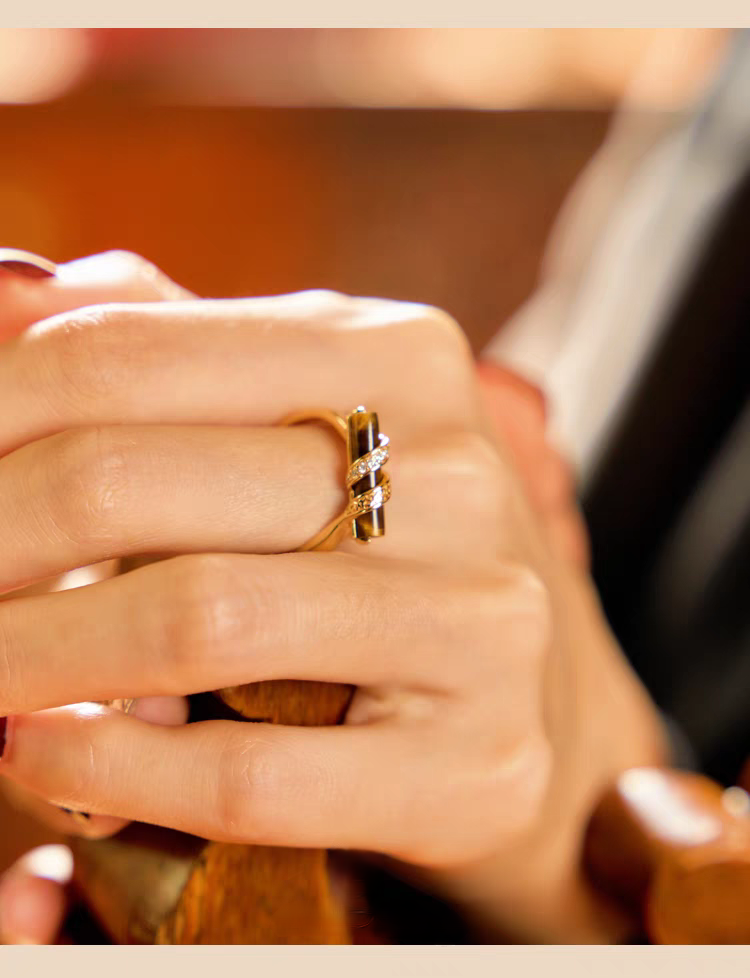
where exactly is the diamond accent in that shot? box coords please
[345,436,391,489]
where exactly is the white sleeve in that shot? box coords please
[483,42,745,482]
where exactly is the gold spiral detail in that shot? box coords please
[346,470,391,519]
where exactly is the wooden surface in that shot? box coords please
[156,843,349,945]
[584,767,750,943]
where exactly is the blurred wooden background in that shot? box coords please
[0,100,609,350]
[0,97,609,871]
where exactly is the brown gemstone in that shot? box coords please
[347,408,385,542]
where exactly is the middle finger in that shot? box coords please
[0,293,479,458]
[0,551,523,716]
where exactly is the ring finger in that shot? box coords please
[0,548,540,717]
[0,422,499,595]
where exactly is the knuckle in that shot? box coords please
[459,429,506,484]
[295,288,350,309]
[407,305,474,385]
[98,250,187,300]
[422,305,470,350]
[279,290,354,329]
[155,555,247,690]
[436,430,508,521]
[356,300,473,399]
[36,306,131,411]
[458,563,552,666]
[100,249,154,279]
[516,734,553,814]
[48,709,113,809]
[471,737,552,859]
[407,733,551,868]
[43,427,132,545]
[213,734,278,842]
[486,734,552,843]
[500,564,553,662]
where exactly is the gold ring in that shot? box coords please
[280,405,391,552]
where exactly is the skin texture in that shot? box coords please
[0,252,668,943]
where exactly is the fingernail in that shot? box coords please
[0,717,6,759]
[0,249,57,280]
[19,845,74,885]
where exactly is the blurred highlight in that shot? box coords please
[18,845,73,885]
[0,28,728,109]
[0,29,92,104]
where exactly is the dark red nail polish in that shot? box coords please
[0,716,7,759]
[0,249,57,280]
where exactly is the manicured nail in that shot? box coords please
[0,717,6,759]
[0,249,57,279]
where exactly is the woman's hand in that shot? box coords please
[0,254,667,941]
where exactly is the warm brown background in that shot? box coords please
[0,97,610,869]
[1,99,610,349]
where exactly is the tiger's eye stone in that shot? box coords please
[347,407,385,542]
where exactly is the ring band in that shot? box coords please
[280,405,391,552]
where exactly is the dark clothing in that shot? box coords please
[584,31,750,784]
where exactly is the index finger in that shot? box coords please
[0,250,193,341]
